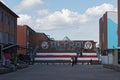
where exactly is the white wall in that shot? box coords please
[101,56,108,64]
[100,53,113,64]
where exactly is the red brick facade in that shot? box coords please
[34,33,50,46]
[17,25,50,54]
[17,25,36,54]
[0,1,18,60]
[99,12,108,50]
[0,1,18,44]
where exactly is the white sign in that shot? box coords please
[84,41,92,49]
[41,41,49,49]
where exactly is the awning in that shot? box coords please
[2,44,18,51]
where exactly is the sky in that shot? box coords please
[0,0,118,43]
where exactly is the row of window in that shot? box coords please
[0,9,15,28]
[0,32,15,44]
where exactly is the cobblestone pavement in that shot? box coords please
[0,64,120,80]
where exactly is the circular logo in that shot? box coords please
[84,41,92,49]
[41,41,49,49]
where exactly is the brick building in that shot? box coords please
[99,11,118,53]
[99,11,120,65]
[99,12,107,50]
[39,40,96,53]
[17,25,36,54]
[17,25,51,54]
[0,1,18,64]
[34,33,51,47]
[35,40,99,64]
[117,0,120,65]
[17,25,98,64]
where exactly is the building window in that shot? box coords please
[27,42,29,48]
[0,31,2,42]
[11,35,15,44]
[5,15,9,25]
[0,10,2,22]
[10,19,15,28]
[5,33,9,43]
[27,30,29,36]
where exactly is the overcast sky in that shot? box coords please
[0,0,117,43]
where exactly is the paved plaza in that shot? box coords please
[0,64,120,80]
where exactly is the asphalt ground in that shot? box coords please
[0,64,120,80]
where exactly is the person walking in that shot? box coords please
[74,56,77,65]
[71,57,74,67]
[90,59,92,65]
